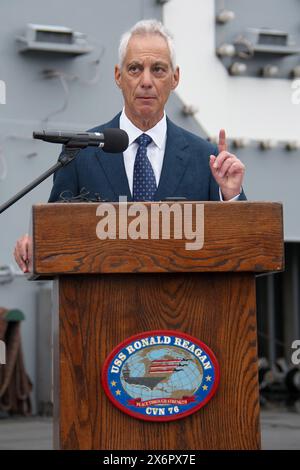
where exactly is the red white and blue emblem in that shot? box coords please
[102,330,220,421]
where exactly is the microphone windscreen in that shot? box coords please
[102,128,129,153]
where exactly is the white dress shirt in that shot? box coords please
[119,109,240,201]
[120,109,166,195]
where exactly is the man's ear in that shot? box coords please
[115,65,122,88]
[171,66,180,91]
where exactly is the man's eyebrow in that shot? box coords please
[153,61,169,66]
[127,61,143,67]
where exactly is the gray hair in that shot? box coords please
[118,19,176,70]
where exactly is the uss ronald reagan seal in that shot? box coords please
[102,330,220,422]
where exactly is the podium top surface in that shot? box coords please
[30,201,283,278]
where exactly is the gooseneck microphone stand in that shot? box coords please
[0,147,81,214]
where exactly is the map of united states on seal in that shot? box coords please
[123,356,190,390]
[120,346,203,401]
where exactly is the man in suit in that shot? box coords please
[14,19,245,271]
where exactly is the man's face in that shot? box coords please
[115,34,179,130]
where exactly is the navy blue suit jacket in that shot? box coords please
[48,113,246,202]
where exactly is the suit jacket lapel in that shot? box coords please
[93,114,190,202]
[94,113,132,200]
[154,118,190,201]
[97,152,132,200]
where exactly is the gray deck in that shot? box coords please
[0,410,299,450]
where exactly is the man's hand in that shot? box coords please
[14,234,30,273]
[209,129,245,201]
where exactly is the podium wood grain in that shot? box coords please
[32,202,283,276]
[29,202,283,450]
[53,272,260,450]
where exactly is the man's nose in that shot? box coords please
[140,69,153,88]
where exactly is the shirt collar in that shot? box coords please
[119,109,167,150]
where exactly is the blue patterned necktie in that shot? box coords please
[132,133,157,201]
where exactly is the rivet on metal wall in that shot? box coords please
[285,141,300,151]
[259,139,277,150]
[217,43,236,57]
[261,65,279,78]
[291,66,300,79]
[216,9,235,24]
[232,138,250,149]
[229,62,247,76]
[181,104,198,116]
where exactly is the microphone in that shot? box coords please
[33,128,129,153]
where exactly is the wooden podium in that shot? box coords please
[30,201,283,450]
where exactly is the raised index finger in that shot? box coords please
[218,129,227,153]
